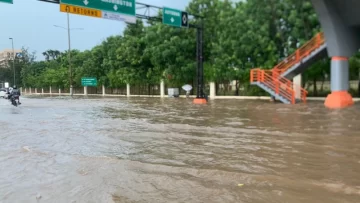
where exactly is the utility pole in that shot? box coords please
[54,10,83,96]
[67,11,73,96]
[9,37,15,86]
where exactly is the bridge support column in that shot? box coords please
[126,84,130,97]
[325,57,353,109]
[84,86,88,96]
[209,82,216,100]
[160,80,165,98]
[293,74,302,100]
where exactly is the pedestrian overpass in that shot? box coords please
[250,0,360,109]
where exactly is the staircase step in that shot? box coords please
[252,82,291,104]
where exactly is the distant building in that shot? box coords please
[0,49,22,68]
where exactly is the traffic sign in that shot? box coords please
[60,0,136,17]
[163,7,188,28]
[163,7,181,28]
[0,0,13,4]
[60,4,102,18]
[102,11,136,24]
[81,77,97,87]
[181,12,189,28]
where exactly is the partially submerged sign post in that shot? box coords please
[81,77,97,87]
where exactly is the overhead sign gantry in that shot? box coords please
[35,0,207,104]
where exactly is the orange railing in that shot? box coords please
[272,70,307,103]
[250,32,325,104]
[273,32,325,74]
[251,69,308,104]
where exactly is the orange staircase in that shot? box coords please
[250,32,327,104]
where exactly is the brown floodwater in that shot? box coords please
[0,96,360,203]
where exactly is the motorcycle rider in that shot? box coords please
[9,85,21,104]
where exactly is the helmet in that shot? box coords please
[13,85,17,89]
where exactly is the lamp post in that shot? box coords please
[54,12,83,96]
[9,37,15,86]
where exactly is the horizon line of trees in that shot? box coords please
[1,0,360,96]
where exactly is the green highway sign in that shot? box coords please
[81,77,97,87]
[163,7,181,27]
[60,0,136,16]
[163,7,188,28]
[0,0,13,4]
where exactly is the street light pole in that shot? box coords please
[54,11,83,97]
[9,38,15,86]
[67,12,73,96]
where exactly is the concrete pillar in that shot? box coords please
[50,86,52,95]
[102,85,105,96]
[311,0,360,58]
[35,88,38,94]
[25,88,27,94]
[310,0,359,109]
[20,87,23,94]
[325,57,354,109]
[29,88,32,94]
[84,86,88,96]
[59,88,61,95]
[160,80,165,98]
[41,88,44,95]
[293,74,302,100]
[209,82,216,100]
[126,84,130,97]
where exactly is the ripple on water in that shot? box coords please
[0,97,359,203]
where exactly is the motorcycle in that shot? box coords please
[10,95,20,107]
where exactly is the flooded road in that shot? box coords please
[0,96,360,203]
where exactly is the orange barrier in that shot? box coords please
[193,98,207,104]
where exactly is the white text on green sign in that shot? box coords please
[163,7,181,27]
[163,7,188,28]
[81,78,97,87]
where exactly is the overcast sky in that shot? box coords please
[0,0,190,60]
